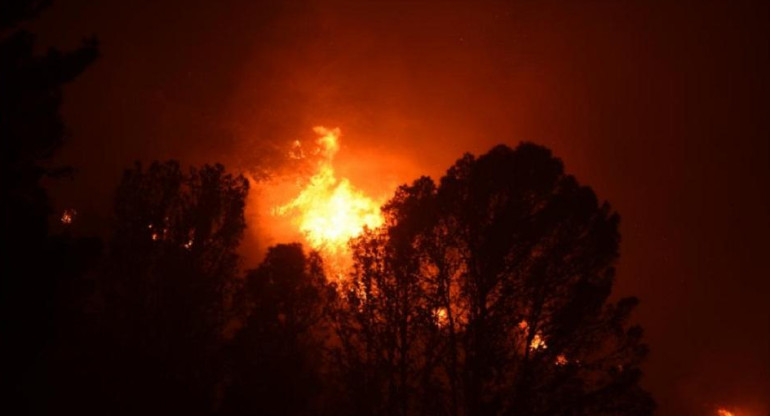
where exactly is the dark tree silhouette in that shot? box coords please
[0,2,658,415]
[0,1,98,413]
[337,143,654,416]
[331,177,439,416]
[222,243,335,416]
[98,161,248,415]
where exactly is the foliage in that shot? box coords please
[222,243,335,416]
[0,6,653,410]
[0,1,98,412]
[99,161,248,415]
[335,143,655,416]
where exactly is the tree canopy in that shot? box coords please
[335,143,654,416]
[0,1,98,412]
[0,5,653,408]
[100,161,248,415]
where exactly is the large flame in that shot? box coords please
[273,126,384,278]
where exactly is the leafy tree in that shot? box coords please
[99,161,248,415]
[0,1,98,412]
[337,143,654,416]
[222,243,335,416]
[332,177,439,416]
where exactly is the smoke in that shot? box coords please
[34,1,770,414]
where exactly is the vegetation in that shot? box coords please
[0,1,653,414]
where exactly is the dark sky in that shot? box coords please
[29,1,769,414]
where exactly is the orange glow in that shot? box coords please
[434,307,449,328]
[530,333,548,351]
[148,223,168,241]
[717,409,736,416]
[555,354,568,366]
[60,209,76,224]
[272,127,385,279]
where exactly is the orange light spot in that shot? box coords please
[60,209,76,224]
[555,354,568,366]
[434,307,449,328]
[530,333,547,351]
[717,408,735,416]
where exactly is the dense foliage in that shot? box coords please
[336,144,653,416]
[0,2,653,414]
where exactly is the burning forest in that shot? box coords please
[2,1,768,416]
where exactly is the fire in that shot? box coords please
[717,409,735,416]
[555,354,568,366]
[433,307,449,328]
[273,127,385,278]
[60,208,76,224]
[530,333,548,351]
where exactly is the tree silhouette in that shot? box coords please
[222,243,335,416]
[0,2,658,414]
[331,177,439,416]
[0,1,98,412]
[98,161,248,415]
[337,143,654,416]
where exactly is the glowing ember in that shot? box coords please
[530,333,548,351]
[60,208,76,224]
[273,127,384,277]
[555,354,568,366]
[433,307,449,328]
[717,408,735,416]
[148,223,168,241]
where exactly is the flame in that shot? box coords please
[555,354,568,366]
[60,208,76,224]
[433,307,449,328]
[530,333,548,350]
[273,127,384,278]
[717,409,735,416]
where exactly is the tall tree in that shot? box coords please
[338,143,654,416]
[333,177,439,416]
[100,161,248,415]
[0,1,98,412]
[222,243,334,416]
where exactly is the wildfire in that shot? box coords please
[717,409,735,416]
[273,127,385,278]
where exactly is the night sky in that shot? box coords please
[28,1,769,414]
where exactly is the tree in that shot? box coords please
[0,1,98,413]
[332,177,440,416]
[221,243,335,416]
[99,161,248,415]
[338,143,654,416]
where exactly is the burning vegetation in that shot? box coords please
[271,126,385,278]
[9,127,657,415]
